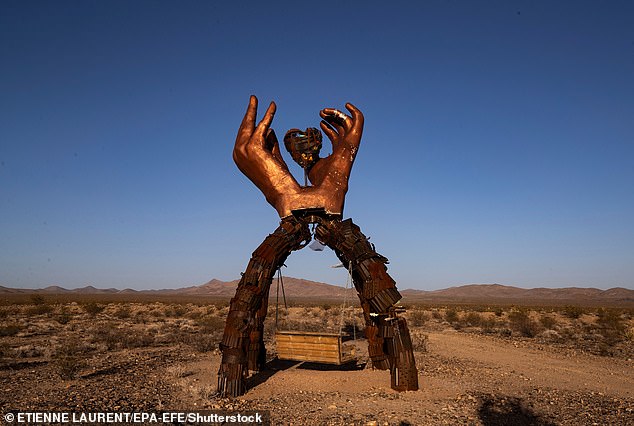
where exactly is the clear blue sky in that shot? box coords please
[1,1,633,291]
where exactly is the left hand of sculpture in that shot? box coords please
[233,96,300,208]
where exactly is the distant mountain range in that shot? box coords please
[1,279,632,305]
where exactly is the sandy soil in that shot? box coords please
[1,302,633,425]
[169,329,633,425]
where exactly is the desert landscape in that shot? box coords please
[1,279,633,425]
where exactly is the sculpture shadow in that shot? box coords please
[245,358,299,390]
[296,360,367,371]
[478,395,556,426]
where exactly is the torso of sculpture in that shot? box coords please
[217,96,419,397]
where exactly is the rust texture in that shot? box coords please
[217,96,418,397]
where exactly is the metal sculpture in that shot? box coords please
[217,96,419,397]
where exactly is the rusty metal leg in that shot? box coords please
[315,217,418,391]
[360,302,390,370]
[247,283,270,372]
[217,217,310,397]
[384,316,418,391]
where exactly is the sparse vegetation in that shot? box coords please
[409,309,430,327]
[508,309,542,338]
[464,312,483,327]
[563,305,585,319]
[83,301,105,316]
[0,292,632,425]
[445,308,459,324]
[53,339,88,380]
[0,323,22,337]
[540,314,558,330]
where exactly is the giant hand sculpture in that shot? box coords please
[233,95,363,218]
[217,96,418,397]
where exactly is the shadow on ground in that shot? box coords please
[246,357,367,391]
[297,361,366,371]
[246,358,299,390]
[478,394,556,426]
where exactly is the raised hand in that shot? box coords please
[309,103,364,187]
[233,96,300,213]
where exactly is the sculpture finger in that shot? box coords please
[345,102,364,134]
[320,120,339,147]
[237,96,258,141]
[321,107,352,132]
[320,110,345,135]
[253,101,277,146]
[266,129,287,167]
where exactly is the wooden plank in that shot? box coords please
[277,346,338,353]
[276,335,339,344]
[277,346,339,354]
[278,355,341,364]
[276,337,338,344]
[276,342,338,349]
[277,353,340,361]
[277,346,339,356]
[276,330,341,337]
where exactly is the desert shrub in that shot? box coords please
[167,365,194,378]
[409,310,430,327]
[53,340,88,380]
[480,317,498,333]
[540,315,558,330]
[508,310,541,338]
[83,302,105,317]
[150,309,165,318]
[187,309,203,320]
[596,308,626,345]
[0,307,8,319]
[193,384,216,400]
[431,310,442,320]
[195,315,226,332]
[493,307,504,317]
[184,334,217,353]
[499,328,512,337]
[113,306,131,319]
[596,308,624,328]
[123,330,155,349]
[445,309,459,324]
[90,322,121,350]
[15,345,45,358]
[165,304,188,318]
[464,312,483,327]
[26,304,53,316]
[90,323,155,350]
[30,294,46,305]
[0,324,21,337]
[321,303,332,311]
[55,309,72,325]
[563,305,584,319]
[410,331,428,352]
[0,342,10,358]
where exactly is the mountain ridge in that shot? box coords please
[1,279,632,304]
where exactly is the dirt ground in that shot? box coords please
[1,301,633,425]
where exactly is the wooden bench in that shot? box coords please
[275,330,356,365]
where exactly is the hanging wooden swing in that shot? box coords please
[274,265,357,365]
